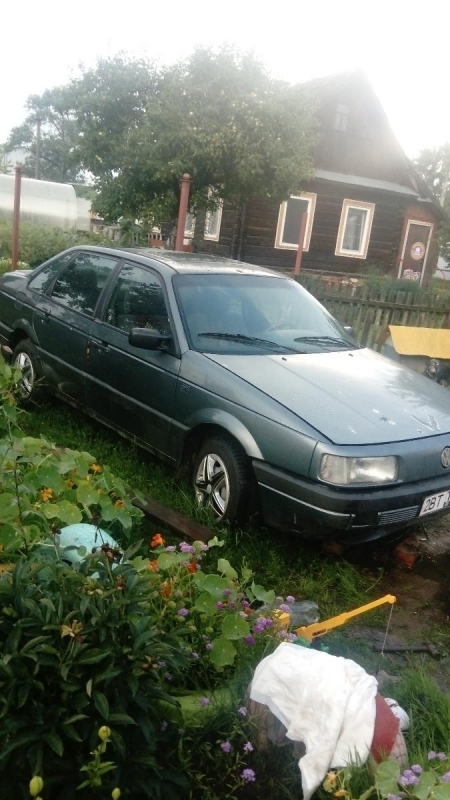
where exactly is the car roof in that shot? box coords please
[69,246,289,279]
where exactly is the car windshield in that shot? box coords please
[174,273,359,354]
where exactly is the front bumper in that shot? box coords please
[253,460,450,543]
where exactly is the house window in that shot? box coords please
[184,213,196,239]
[204,199,223,241]
[334,103,349,132]
[275,193,317,251]
[335,199,375,259]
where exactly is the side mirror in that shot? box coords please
[128,327,172,351]
[344,325,355,338]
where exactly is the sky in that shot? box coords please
[1,0,449,159]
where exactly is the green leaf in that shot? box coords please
[53,499,82,525]
[77,649,110,665]
[76,481,101,507]
[194,592,218,616]
[221,612,250,639]
[86,678,93,698]
[44,731,64,756]
[201,574,230,599]
[413,772,436,800]
[209,636,237,667]
[157,552,176,571]
[108,713,137,725]
[94,691,109,719]
[217,558,238,580]
[250,582,275,605]
[375,760,400,797]
[433,785,450,800]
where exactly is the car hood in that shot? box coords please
[206,348,450,445]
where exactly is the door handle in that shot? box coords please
[90,338,109,353]
[36,311,51,324]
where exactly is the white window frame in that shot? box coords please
[204,199,223,241]
[274,192,317,251]
[335,199,375,259]
[184,213,196,242]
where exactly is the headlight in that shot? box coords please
[319,455,398,485]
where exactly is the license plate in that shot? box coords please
[419,489,450,517]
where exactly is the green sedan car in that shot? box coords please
[1,246,450,543]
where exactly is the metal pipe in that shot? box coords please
[35,117,41,180]
[11,166,22,270]
[175,173,191,252]
[294,212,308,275]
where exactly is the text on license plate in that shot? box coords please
[419,489,450,517]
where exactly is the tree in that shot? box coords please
[414,144,450,260]
[6,86,82,183]
[72,48,316,224]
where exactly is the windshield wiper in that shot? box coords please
[197,332,303,354]
[293,335,361,349]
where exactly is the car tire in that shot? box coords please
[12,338,42,403]
[192,433,251,524]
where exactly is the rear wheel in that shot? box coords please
[12,339,41,402]
[436,366,450,387]
[192,434,251,524]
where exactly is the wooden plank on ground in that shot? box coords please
[133,496,216,544]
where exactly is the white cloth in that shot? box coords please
[250,644,378,800]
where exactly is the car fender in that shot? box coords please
[10,318,39,346]
[185,408,264,459]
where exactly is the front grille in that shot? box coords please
[378,506,419,525]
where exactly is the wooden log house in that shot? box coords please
[190,71,445,283]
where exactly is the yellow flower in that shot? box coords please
[114,499,125,509]
[334,791,349,798]
[61,620,83,640]
[323,772,338,792]
[98,725,111,741]
[65,478,74,488]
[40,487,53,502]
[90,463,102,473]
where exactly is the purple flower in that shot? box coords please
[228,601,236,610]
[387,795,402,800]
[179,542,195,553]
[160,720,168,732]
[222,588,232,596]
[428,751,437,760]
[411,765,423,774]
[238,706,248,717]
[286,595,295,603]
[165,545,176,552]
[442,772,450,782]
[279,604,291,613]
[191,652,200,660]
[264,618,273,628]
[276,596,284,602]
[243,741,254,752]
[199,697,211,707]
[220,741,232,753]
[279,631,296,642]
[164,672,173,681]
[157,660,167,668]
[241,768,256,782]
[206,642,214,650]
[216,601,225,610]
[244,635,256,646]
[177,607,189,617]
[437,752,448,761]
[241,600,250,609]
[199,542,209,551]
[253,623,265,634]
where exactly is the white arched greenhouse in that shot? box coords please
[0,174,91,231]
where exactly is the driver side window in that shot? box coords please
[105,263,170,334]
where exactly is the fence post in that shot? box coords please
[11,165,22,271]
[175,173,191,252]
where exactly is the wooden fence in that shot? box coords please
[297,273,450,351]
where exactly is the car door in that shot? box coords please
[86,261,181,461]
[32,251,120,402]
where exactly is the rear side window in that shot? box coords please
[50,253,119,316]
[28,253,74,294]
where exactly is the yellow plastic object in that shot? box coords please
[296,594,396,642]
[389,326,450,359]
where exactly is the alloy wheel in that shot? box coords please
[194,452,230,518]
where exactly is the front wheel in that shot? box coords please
[12,338,41,403]
[192,434,251,524]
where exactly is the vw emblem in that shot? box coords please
[441,447,450,468]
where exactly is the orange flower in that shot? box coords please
[186,562,197,574]
[151,533,166,548]
[161,581,172,597]
[114,499,125,509]
[89,463,102,474]
[147,560,159,572]
[40,487,53,502]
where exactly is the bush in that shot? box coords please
[0,218,115,267]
